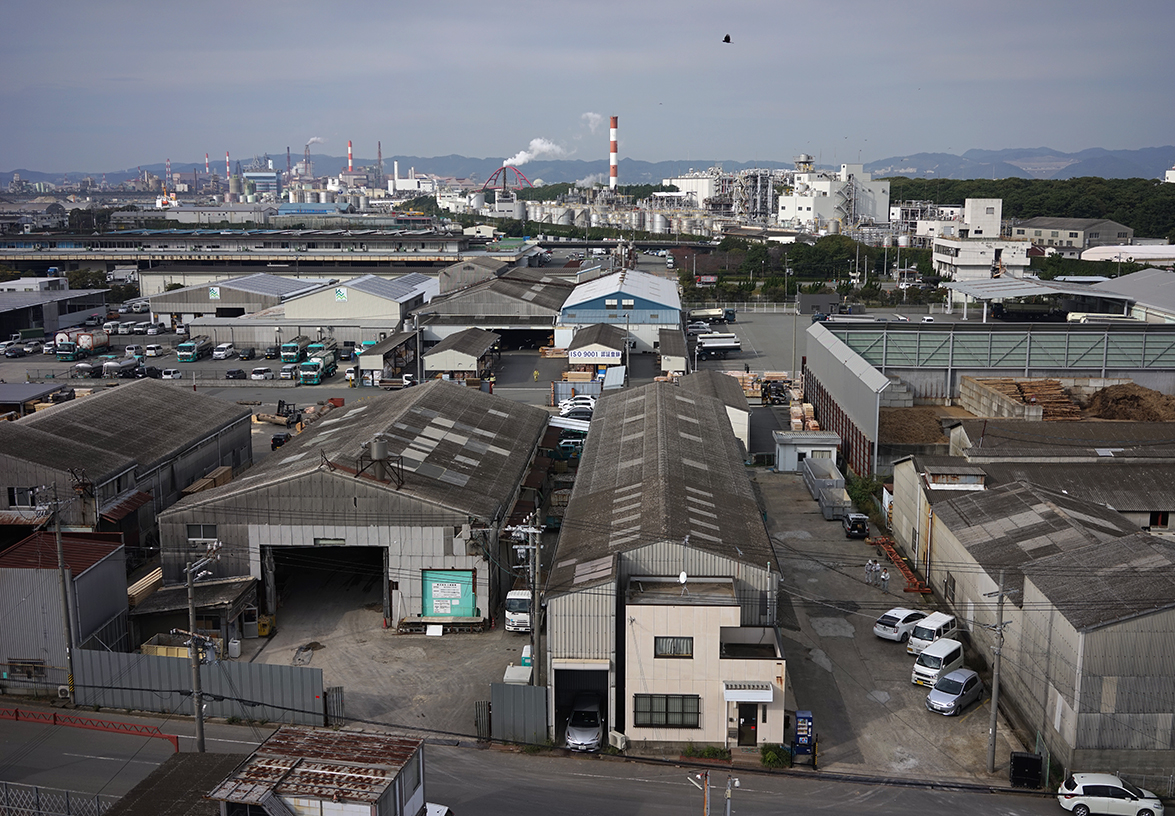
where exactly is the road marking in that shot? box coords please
[175,734,266,746]
[63,753,158,765]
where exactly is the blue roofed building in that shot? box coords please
[556,268,682,353]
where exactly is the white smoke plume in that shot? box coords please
[581,112,603,133]
[306,136,326,146]
[575,173,607,188]
[504,137,567,167]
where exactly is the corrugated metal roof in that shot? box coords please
[424,327,500,358]
[160,273,334,301]
[169,381,548,522]
[209,726,422,806]
[658,328,687,358]
[21,380,252,474]
[0,422,137,481]
[547,382,775,595]
[1024,532,1175,631]
[679,370,750,411]
[561,268,681,311]
[101,490,153,522]
[956,419,1175,458]
[339,272,435,303]
[0,531,123,573]
[567,323,625,351]
[102,752,249,816]
[1092,267,1175,312]
[130,577,255,615]
[944,277,1134,301]
[933,481,1137,603]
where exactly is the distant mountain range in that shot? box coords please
[4,146,1174,189]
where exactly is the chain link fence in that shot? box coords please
[0,781,116,816]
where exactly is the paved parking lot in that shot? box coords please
[755,470,1025,783]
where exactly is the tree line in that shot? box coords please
[884,177,1175,241]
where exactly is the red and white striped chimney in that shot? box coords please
[609,116,619,189]
[225,152,230,178]
[348,140,353,172]
[205,153,210,174]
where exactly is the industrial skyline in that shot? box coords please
[5,0,1174,172]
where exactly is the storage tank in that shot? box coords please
[359,195,369,210]
[555,207,572,226]
[651,213,668,233]
[829,220,841,234]
[590,212,601,227]
[469,192,486,209]
[898,235,910,247]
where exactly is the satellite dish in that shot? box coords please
[679,570,687,584]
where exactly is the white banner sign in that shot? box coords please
[432,582,463,599]
[568,349,622,361]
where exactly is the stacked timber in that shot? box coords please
[977,377,1081,421]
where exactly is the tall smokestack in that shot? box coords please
[393,160,399,193]
[225,152,230,180]
[348,140,353,172]
[205,153,210,174]
[609,116,618,190]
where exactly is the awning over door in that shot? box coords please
[723,681,773,703]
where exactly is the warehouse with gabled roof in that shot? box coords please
[157,380,550,630]
[544,382,784,752]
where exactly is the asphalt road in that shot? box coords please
[0,712,1060,815]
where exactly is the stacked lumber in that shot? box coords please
[128,568,163,608]
[540,347,568,358]
[183,465,235,496]
[977,377,1081,421]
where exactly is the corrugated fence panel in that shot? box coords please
[490,682,547,745]
[74,651,324,726]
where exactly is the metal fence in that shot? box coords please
[75,650,325,726]
[0,781,116,816]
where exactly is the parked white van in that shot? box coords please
[911,638,965,687]
[906,611,959,656]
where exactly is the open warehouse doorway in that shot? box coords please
[262,545,389,630]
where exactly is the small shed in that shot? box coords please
[567,323,627,367]
[423,327,500,375]
[774,430,842,473]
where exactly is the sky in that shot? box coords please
[5,0,1174,173]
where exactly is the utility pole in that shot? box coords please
[986,568,1009,774]
[508,520,543,686]
[179,541,221,753]
[47,486,77,705]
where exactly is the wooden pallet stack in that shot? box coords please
[978,377,1081,421]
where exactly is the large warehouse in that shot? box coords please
[544,380,784,752]
[157,381,550,627]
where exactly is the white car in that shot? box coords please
[124,344,144,358]
[1058,773,1164,816]
[144,344,166,358]
[921,316,935,323]
[23,340,43,353]
[42,343,56,355]
[686,322,711,335]
[161,368,182,379]
[873,608,927,643]
[250,367,275,380]
[212,342,235,359]
[559,395,596,413]
[280,364,298,380]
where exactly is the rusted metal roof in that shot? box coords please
[208,726,423,806]
[0,531,123,573]
[101,490,153,522]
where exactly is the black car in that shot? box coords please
[4,346,27,358]
[271,432,292,451]
[264,345,280,360]
[238,347,257,361]
[132,366,162,379]
[225,368,247,380]
[562,407,594,421]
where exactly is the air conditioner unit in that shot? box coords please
[57,685,70,699]
[608,730,628,751]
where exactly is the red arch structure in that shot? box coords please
[481,165,534,191]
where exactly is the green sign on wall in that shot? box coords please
[421,570,476,618]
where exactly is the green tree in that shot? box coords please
[67,267,107,290]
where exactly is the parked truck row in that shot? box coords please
[299,339,339,385]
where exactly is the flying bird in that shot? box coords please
[722,34,731,43]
